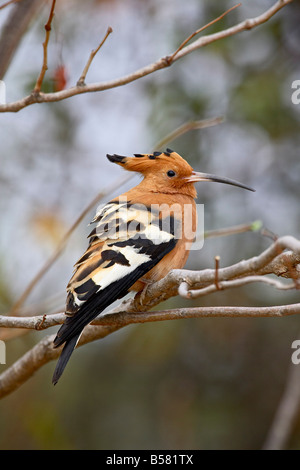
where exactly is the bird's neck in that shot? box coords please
[119,187,196,207]
[130,178,197,200]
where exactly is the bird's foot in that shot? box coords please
[138,278,154,306]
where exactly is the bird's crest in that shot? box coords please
[106,149,193,176]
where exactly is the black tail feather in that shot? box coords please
[52,238,177,384]
[52,333,80,385]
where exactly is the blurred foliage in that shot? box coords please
[232,70,299,138]
[0,0,300,450]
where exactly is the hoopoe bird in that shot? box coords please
[52,149,254,384]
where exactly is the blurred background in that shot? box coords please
[0,0,300,450]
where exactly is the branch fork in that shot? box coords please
[0,234,299,398]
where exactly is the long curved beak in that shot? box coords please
[186,171,255,192]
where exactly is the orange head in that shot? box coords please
[107,149,255,198]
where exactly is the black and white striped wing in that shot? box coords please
[53,200,177,348]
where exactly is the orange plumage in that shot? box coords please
[52,149,254,384]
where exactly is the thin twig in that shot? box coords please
[0,0,21,10]
[0,323,121,399]
[165,2,241,64]
[0,0,293,113]
[261,227,279,242]
[77,26,113,86]
[184,275,296,299]
[33,0,56,94]
[0,0,46,80]
[263,359,300,450]
[204,220,262,239]
[153,116,224,150]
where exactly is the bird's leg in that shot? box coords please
[138,277,154,306]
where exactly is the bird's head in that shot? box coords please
[107,149,255,198]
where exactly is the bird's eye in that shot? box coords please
[167,170,176,178]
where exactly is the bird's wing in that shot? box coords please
[54,200,178,347]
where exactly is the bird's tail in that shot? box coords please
[52,333,80,385]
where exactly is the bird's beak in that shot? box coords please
[185,171,255,192]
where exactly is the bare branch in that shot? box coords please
[4,234,300,324]
[33,0,56,94]
[263,359,300,450]
[0,0,46,80]
[77,26,113,86]
[204,220,263,239]
[98,303,300,322]
[0,234,299,398]
[0,0,21,11]
[165,2,241,64]
[1,302,300,399]
[182,275,296,299]
[0,0,293,113]
[257,251,300,279]
[0,323,121,398]
[153,116,224,150]
[3,298,300,333]
[3,235,299,325]
[1,235,299,332]
[123,235,300,311]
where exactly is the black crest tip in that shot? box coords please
[106,154,127,164]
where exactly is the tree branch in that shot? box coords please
[1,301,300,333]
[119,235,300,312]
[2,235,300,331]
[77,26,113,86]
[153,116,224,150]
[0,0,46,80]
[0,234,299,398]
[33,0,56,94]
[0,0,293,113]
[0,323,121,399]
[1,301,300,399]
[0,0,21,11]
[263,359,300,450]
[165,2,241,64]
